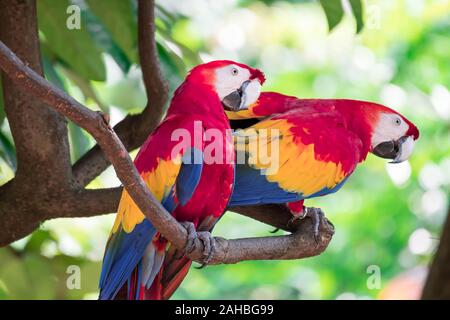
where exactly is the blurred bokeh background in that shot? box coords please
[0,0,449,299]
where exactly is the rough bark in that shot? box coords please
[422,208,450,299]
[0,0,71,186]
[0,0,72,241]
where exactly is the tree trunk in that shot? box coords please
[0,0,71,244]
[422,208,450,299]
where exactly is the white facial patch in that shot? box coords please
[241,79,261,108]
[371,113,409,148]
[393,136,415,163]
[214,65,251,100]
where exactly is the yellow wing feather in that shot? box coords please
[112,156,182,234]
[225,108,259,120]
[237,119,347,197]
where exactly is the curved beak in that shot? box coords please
[222,79,261,111]
[372,136,415,163]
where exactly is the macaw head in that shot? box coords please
[187,60,265,111]
[364,103,420,163]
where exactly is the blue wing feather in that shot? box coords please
[99,149,203,300]
[99,219,156,300]
[229,163,349,207]
[229,163,300,206]
[176,148,204,206]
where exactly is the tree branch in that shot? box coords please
[50,187,122,219]
[0,40,334,263]
[71,0,168,187]
[58,185,318,234]
[208,217,333,264]
[230,205,303,233]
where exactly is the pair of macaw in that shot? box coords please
[99,60,419,300]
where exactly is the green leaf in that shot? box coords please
[99,76,147,112]
[86,0,138,63]
[156,3,186,28]
[0,77,5,126]
[81,8,132,73]
[107,42,132,73]
[37,0,106,81]
[23,254,57,299]
[23,230,56,254]
[349,0,364,33]
[157,41,185,90]
[68,122,91,163]
[319,0,344,32]
[156,26,201,66]
[42,55,66,90]
[61,66,109,113]
[0,130,16,171]
[0,250,30,299]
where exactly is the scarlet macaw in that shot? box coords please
[158,92,420,299]
[99,60,265,300]
[227,92,419,233]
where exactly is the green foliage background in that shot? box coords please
[0,0,449,299]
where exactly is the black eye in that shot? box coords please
[395,118,402,126]
[231,68,239,76]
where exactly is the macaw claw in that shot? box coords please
[180,221,197,255]
[302,207,334,243]
[180,221,216,266]
[286,207,334,243]
[197,231,216,266]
